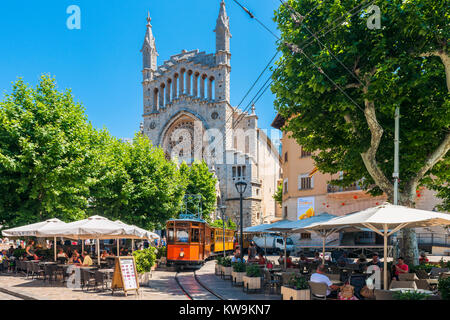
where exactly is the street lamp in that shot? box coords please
[218,204,227,257]
[235,181,247,261]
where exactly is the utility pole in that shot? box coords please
[392,106,400,259]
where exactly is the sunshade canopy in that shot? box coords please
[37,215,156,240]
[2,218,67,238]
[114,221,160,240]
[305,203,450,232]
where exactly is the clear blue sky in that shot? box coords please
[0,0,282,140]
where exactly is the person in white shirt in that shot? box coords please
[310,264,340,298]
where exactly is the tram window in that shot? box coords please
[191,228,200,243]
[168,228,175,243]
[176,228,189,243]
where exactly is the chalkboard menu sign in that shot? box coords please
[111,256,139,296]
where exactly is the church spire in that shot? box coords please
[141,11,158,74]
[214,0,231,53]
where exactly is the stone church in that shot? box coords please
[140,1,281,227]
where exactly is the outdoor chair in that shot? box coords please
[57,257,68,265]
[324,273,340,281]
[81,269,96,291]
[32,263,44,280]
[263,270,280,295]
[15,260,22,275]
[94,270,108,292]
[415,269,429,279]
[389,280,417,290]
[308,281,327,300]
[398,273,418,281]
[414,279,431,291]
[43,264,55,282]
[25,262,34,278]
[439,272,450,280]
[374,289,395,300]
[430,268,449,279]
[281,272,294,286]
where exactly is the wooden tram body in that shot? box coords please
[166,217,235,268]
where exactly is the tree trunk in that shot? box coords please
[401,228,419,266]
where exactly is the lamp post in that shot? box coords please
[235,181,247,261]
[218,204,227,257]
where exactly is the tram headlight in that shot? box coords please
[179,249,184,257]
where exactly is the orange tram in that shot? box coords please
[166,216,236,269]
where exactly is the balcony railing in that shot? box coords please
[327,182,362,193]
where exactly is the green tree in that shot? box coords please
[273,184,283,206]
[89,133,185,230]
[179,161,218,222]
[0,75,100,227]
[272,0,449,264]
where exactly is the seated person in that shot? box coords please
[69,250,82,264]
[367,252,383,270]
[310,264,340,298]
[256,253,266,265]
[419,252,429,264]
[285,252,295,268]
[231,250,244,263]
[100,250,108,260]
[82,251,93,266]
[25,240,39,260]
[337,252,352,266]
[313,252,322,263]
[392,257,409,280]
[356,254,367,265]
[57,249,68,258]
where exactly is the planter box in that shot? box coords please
[232,271,246,286]
[138,272,152,287]
[222,266,232,279]
[281,286,310,300]
[243,276,262,293]
[215,263,221,276]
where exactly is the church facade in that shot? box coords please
[139,1,281,227]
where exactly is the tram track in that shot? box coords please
[0,287,36,300]
[175,270,225,300]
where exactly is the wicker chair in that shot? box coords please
[415,269,429,279]
[390,280,417,290]
[374,289,395,300]
[415,279,431,290]
[398,273,418,281]
[94,270,108,292]
[308,281,328,300]
[430,268,449,279]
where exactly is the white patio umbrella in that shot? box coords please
[305,203,450,289]
[2,218,68,261]
[114,221,160,255]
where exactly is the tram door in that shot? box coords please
[204,225,211,259]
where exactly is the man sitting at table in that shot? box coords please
[392,257,409,281]
[367,252,383,270]
[82,251,93,266]
[313,252,322,263]
[57,249,68,259]
[285,252,295,268]
[310,264,340,298]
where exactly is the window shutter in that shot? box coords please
[311,176,314,189]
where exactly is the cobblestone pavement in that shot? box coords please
[0,270,188,300]
[195,260,281,300]
[0,291,21,300]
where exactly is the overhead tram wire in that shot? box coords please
[220,0,378,151]
[230,0,378,125]
[279,0,370,86]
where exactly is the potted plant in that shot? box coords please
[133,247,156,287]
[221,257,232,280]
[215,257,223,276]
[281,273,310,300]
[392,290,430,300]
[438,276,450,300]
[232,262,246,286]
[243,264,262,292]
